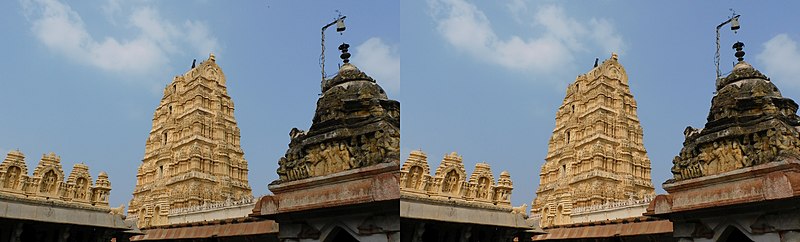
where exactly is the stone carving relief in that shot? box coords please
[275,63,400,183]
[671,61,800,181]
[400,151,513,208]
[0,151,112,208]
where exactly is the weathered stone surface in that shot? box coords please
[254,53,400,242]
[670,59,800,182]
[128,53,253,228]
[532,53,655,228]
[255,162,399,215]
[275,63,400,183]
[649,45,800,242]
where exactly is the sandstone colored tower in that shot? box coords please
[532,53,655,227]
[129,54,252,228]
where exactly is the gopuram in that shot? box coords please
[531,53,656,228]
[128,53,254,229]
[0,150,138,241]
[648,42,800,241]
[400,150,542,242]
[251,43,401,242]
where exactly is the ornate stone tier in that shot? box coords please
[129,53,253,229]
[400,150,514,208]
[275,62,400,183]
[0,150,112,208]
[532,53,655,228]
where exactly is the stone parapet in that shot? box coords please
[648,158,800,215]
[253,161,399,216]
[400,150,514,208]
[0,150,112,209]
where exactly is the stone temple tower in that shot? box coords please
[532,53,655,227]
[129,54,252,228]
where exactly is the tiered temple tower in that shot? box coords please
[129,54,252,228]
[532,53,655,227]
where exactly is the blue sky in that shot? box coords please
[0,0,399,208]
[3,0,800,214]
[401,0,800,207]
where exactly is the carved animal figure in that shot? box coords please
[110,204,126,216]
[511,203,529,218]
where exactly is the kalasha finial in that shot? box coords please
[338,43,351,64]
[733,41,745,62]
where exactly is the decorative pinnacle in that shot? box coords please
[733,41,745,62]
[338,43,351,64]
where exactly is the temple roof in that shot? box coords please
[670,42,800,182]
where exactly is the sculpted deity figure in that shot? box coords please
[338,142,351,171]
[320,143,336,174]
[731,140,745,169]
[76,179,87,199]
[442,170,459,194]
[477,177,490,199]
[41,171,57,193]
[4,166,20,189]
[305,146,322,177]
[347,137,361,168]
[716,141,736,172]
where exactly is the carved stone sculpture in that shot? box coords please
[0,151,112,209]
[400,150,514,208]
[669,45,800,182]
[274,54,400,183]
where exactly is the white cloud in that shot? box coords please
[757,34,800,89]
[506,0,528,24]
[429,0,624,75]
[21,0,219,76]
[352,37,400,94]
[100,0,122,24]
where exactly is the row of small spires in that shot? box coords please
[2,150,109,179]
